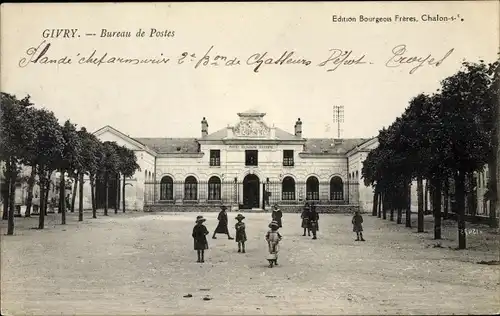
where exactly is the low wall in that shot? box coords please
[146,204,360,214]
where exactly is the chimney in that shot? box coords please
[294,118,302,137]
[201,117,208,137]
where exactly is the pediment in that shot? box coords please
[93,126,144,151]
[233,117,270,138]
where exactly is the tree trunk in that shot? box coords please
[443,178,449,219]
[7,159,16,235]
[377,192,382,218]
[488,162,498,226]
[115,173,119,214]
[372,189,379,216]
[104,173,109,216]
[431,178,442,240]
[2,168,9,220]
[44,176,50,215]
[71,175,78,212]
[405,182,412,228]
[38,172,46,229]
[382,191,387,220]
[78,173,84,222]
[25,165,36,217]
[424,180,429,212]
[60,171,66,225]
[455,171,466,249]
[390,207,394,221]
[396,205,403,224]
[467,173,476,217]
[90,174,97,219]
[122,174,126,213]
[489,92,499,228]
[417,176,424,232]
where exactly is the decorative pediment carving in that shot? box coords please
[233,118,270,137]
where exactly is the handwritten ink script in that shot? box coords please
[18,40,454,74]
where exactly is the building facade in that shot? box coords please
[92,110,377,212]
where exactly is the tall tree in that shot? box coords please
[0,93,36,234]
[77,128,102,220]
[100,141,120,216]
[438,62,492,249]
[56,120,82,225]
[115,145,140,213]
[31,109,65,229]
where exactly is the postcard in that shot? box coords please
[1,2,499,315]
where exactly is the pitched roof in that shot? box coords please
[274,128,303,141]
[133,138,199,154]
[303,138,372,154]
[133,136,370,154]
[202,128,229,140]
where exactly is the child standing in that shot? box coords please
[301,202,311,236]
[271,204,283,228]
[352,211,365,241]
[213,205,234,240]
[234,214,247,253]
[308,203,320,240]
[192,215,209,263]
[266,220,282,267]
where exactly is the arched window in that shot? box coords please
[306,176,319,200]
[144,170,148,182]
[282,177,296,200]
[184,176,198,200]
[208,176,221,200]
[355,171,359,180]
[160,176,173,200]
[330,176,344,200]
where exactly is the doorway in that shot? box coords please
[243,174,260,209]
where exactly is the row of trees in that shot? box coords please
[0,92,140,235]
[362,59,499,249]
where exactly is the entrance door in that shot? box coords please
[243,174,260,209]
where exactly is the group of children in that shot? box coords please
[191,204,365,266]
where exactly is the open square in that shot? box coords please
[1,211,499,315]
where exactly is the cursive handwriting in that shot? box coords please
[247,51,311,73]
[18,41,455,75]
[385,44,454,74]
[317,49,369,72]
[19,40,73,68]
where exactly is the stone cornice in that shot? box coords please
[156,153,205,158]
[299,153,347,158]
[198,139,305,145]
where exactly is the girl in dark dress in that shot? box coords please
[271,204,283,228]
[352,211,365,241]
[301,202,311,236]
[308,204,319,240]
[212,205,234,239]
[234,214,247,253]
[192,215,209,263]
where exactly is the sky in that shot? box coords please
[1,1,499,139]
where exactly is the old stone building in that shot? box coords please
[91,110,377,212]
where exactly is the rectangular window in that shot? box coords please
[245,150,258,166]
[283,150,294,166]
[210,150,220,166]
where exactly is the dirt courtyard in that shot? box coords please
[1,211,499,315]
